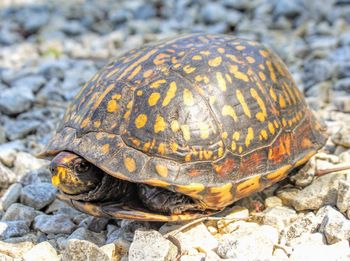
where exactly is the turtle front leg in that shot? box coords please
[137,184,199,214]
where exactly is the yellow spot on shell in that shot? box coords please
[236,90,251,118]
[266,60,277,83]
[93,121,101,128]
[171,120,180,132]
[127,65,142,80]
[208,56,222,67]
[259,49,269,57]
[162,81,177,107]
[246,56,255,63]
[200,50,211,56]
[136,90,143,96]
[143,69,153,78]
[226,54,241,64]
[233,131,240,140]
[154,115,167,133]
[279,95,286,108]
[250,88,267,122]
[107,100,119,113]
[181,125,191,141]
[192,55,202,60]
[102,144,110,154]
[282,118,287,127]
[245,127,254,147]
[269,87,277,101]
[183,88,194,106]
[260,129,268,140]
[259,72,266,81]
[217,47,225,53]
[229,65,249,82]
[199,122,210,139]
[222,105,238,122]
[222,132,228,139]
[225,73,232,83]
[235,45,246,51]
[158,143,166,155]
[148,92,160,106]
[183,65,196,74]
[268,122,275,135]
[216,72,227,91]
[135,114,147,128]
[80,118,90,128]
[124,157,136,172]
[155,164,168,177]
[218,147,224,158]
[112,94,121,100]
[170,142,178,152]
[150,79,166,88]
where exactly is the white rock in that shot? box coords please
[181,222,218,252]
[217,224,278,260]
[129,229,177,261]
[290,240,350,261]
[264,196,283,208]
[217,206,250,229]
[0,241,34,258]
[336,180,350,213]
[288,232,326,248]
[23,241,59,261]
[262,206,298,231]
[318,206,350,244]
[62,239,109,261]
[13,152,48,177]
[0,162,17,188]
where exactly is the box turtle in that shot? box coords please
[40,33,328,222]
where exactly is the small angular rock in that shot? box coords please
[337,180,350,213]
[0,183,22,211]
[22,241,59,261]
[0,220,30,239]
[62,239,109,261]
[1,203,39,223]
[20,183,56,210]
[34,214,76,234]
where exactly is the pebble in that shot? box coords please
[20,183,56,210]
[264,196,283,208]
[0,220,30,239]
[332,125,350,147]
[128,229,177,261]
[0,141,25,167]
[201,3,227,24]
[1,203,39,224]
[22,241,60,261]
[337,180,350,213]
[34,214,76,234]
[0,183,22,211]
[262,206,298,231]
[13,152,48,177]
[65,227,106,247]
[0,162,17,189]
[0,241,34,258]
[318,206,350,244]
[0,87,34,115]
[5,119,42,140]
[62,239,109,261]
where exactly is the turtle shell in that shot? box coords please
[42,33,327,210]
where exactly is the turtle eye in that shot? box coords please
[74,159,91,174]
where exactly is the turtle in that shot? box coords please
[39,33,328,222]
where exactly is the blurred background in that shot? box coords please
[0,0,349,164]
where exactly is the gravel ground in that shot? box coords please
[0,0,350,260]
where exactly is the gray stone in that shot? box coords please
[34,214,76,234]
[289,173,347,211]
[201,3,227,24]
[5,119,41,140]
[274,0,302,18]
[0,141,25,167]
[66,227,106,247]
[62,239,109,261]
[78,216,109,233]
[334,77,350,92]
[13,152,48,177]
[318,206,350,244]
[23,241,59,261]
[134,3,156,20]
[332,125,350,148]
[12,75,46,93]
[0,183,22,211]
[0,87,34,115]
[0,162,17,189]
[290,240,350,261]
[20,183,56,210]
[129,229,177,261]
[337,180,350,213]
[303,60,334,90]
[45,199,72,214]
[217,225,278,260]
[262,206,298,231]
[333,96,350,112]
[1,203,39,223]
[0,220,29,239]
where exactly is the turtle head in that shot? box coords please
[50,151,102,195]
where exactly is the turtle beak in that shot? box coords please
[49,162,67,187]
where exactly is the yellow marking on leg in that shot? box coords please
[245,127,254,147]
[154,115,167,133]
[183,88,194,106]
[148,92,161,106]
[236,89,251,118]
[222,105,238,121]
[135,114,147,128]
[216,72,227,91]
[208,56,222,67]
[162,81,177,106]
[124,157,136,172]
[229,65,249,82]
[250,88,267,122]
